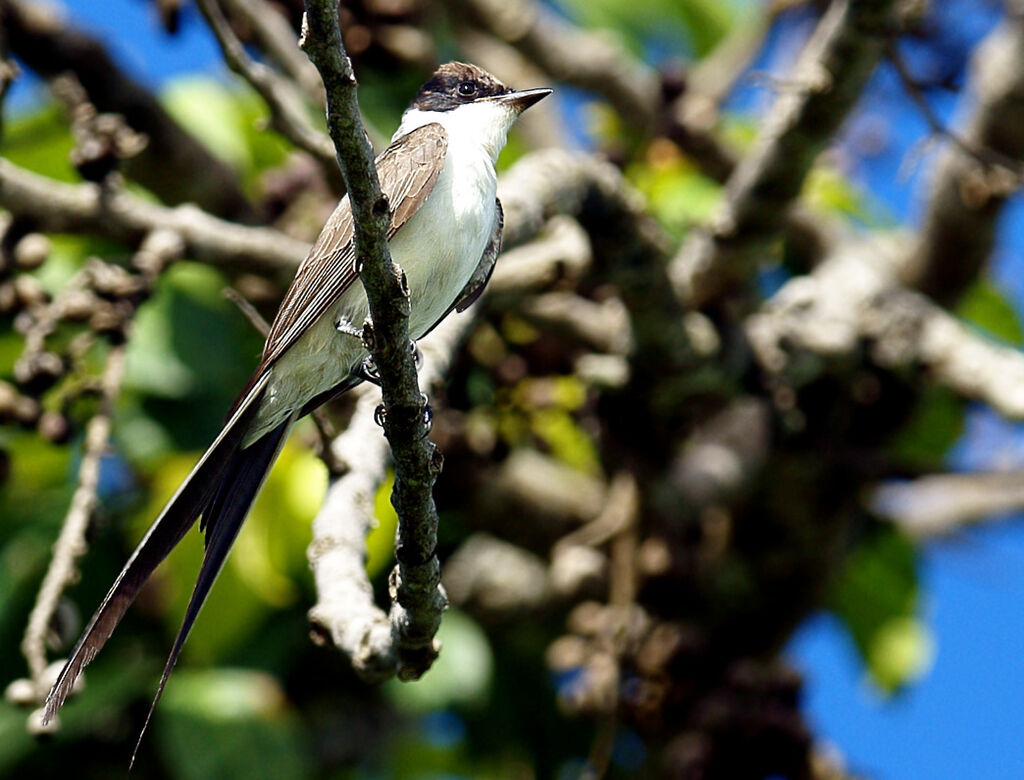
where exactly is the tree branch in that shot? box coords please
[0,0,258,222]
[0,158,307,277]
[872,470,1024,538]
[20,345,125,696]
[906,10,1024,305]
[196,0,343,188]
[746,234,1024,420]
[671,0,899,308]
[300,0,446,680]
[308,309,470,679]
[218,0,326,105]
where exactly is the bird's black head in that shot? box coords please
[411,62,512,112]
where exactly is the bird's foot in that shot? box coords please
[335,316,363,340]
[371,393,433,438]
[355,356,381,386]
[420,392,433,437]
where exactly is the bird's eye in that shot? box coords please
[457,81,477,97]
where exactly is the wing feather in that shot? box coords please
[259,123,447,370]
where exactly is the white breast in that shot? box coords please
[247,117,500,443]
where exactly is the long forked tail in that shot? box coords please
[129,415,290,766]
[42,374,287,758]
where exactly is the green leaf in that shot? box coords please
[888,385,964,468]
[158,668,312,780]
[826,526,931,693]
[955,278,1024,346]
[123,261,264,448]
[802,167,873,223]
[556,0,734,57]
[3,103,76,182]
[627,146,721,240]
[368,471,399,579]
[867,615,935,693]
[161,77,253,170]
[530,408,601,475]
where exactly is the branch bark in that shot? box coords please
[671,0,899,308]
[301,0,446,680]
[20,345,125,693]
[873,470,1024,538]
[0,158,308,278]
[906,9,1024,305]
[746,234,1024,420]
[0,0,258,222]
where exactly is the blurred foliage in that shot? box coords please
[956,278,1024,346]
[627,138,721,240]
[158,669,312,780]
[826,527,934,693]
[888,385,965,469]
[369,471,399,578]
[557,0,734,58]
[161,77,291,188]
[384,609,493,713]
[3,103,77,182]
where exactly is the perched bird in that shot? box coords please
[42,62,551,748]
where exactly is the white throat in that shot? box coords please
[394,101,517,163]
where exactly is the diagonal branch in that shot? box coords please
[300,0,446,680]
[19,344,125,711]
[196,0,342,188]
[872,470,1024,538]
[671,0,899,308]
[218,0,326,104]
[905,9,1024,305]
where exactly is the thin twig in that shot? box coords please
[196,0,343,190]
[887,41,1024,175]
[222,286,270,335]
[219,0,326,104]
[671,0,900,308]
[20,345,126,691]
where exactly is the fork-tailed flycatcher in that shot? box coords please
[42,62,551,746]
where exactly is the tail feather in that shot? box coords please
[130,417,291,768]
[42,374,272,726]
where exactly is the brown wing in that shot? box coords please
[258,123,447,370]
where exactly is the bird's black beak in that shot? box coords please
[494,87,553,113]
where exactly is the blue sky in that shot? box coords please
[16,1,1024,777]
